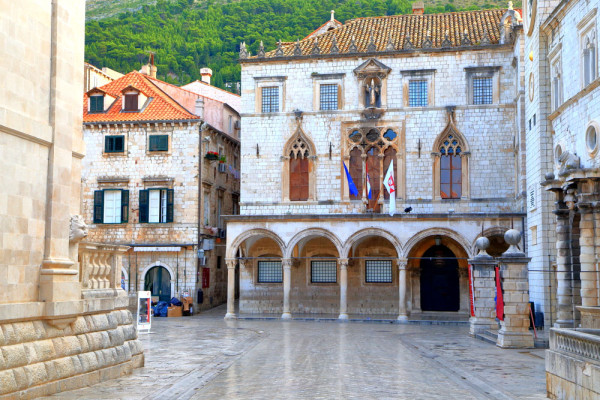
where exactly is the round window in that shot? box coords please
[586,124,598,154]
[349,130,362,143]
[554,144,562,165]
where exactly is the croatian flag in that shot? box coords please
[366,163,372,200]
[343,162,359,196]
[383,160,396,216]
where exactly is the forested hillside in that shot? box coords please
[85,0,519,89]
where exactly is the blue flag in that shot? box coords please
[343,162,359,196]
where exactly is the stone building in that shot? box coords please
[225,7,528,320]
[0,1,142,398]
[522,0,600,397]
[82,65,241,312]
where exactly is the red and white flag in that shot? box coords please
[383,160,396,216]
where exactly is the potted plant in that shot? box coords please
[219,155,226,164]
[205,151,219,160]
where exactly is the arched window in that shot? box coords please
[289,137,309,201]
[433,123,469,200]
[282,127,316,202]
[439,135,462,199]
[584,35,597,86]
[349,147,363,201]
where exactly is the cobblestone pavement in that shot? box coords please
[45,305,548,400]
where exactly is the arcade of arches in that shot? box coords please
[224,222,512,319]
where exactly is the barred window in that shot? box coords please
[408,80,428,107]
[257,261,282,283]
[311,261,337,283]
[472,77,493,105]
[365,260,393,283]
[261,87,279,113]
[320,84,338,110]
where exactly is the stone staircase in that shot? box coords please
[475,329,549,348]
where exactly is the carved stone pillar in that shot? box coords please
[578,203,598,307]
[397,258,408,321]
[224,258,237,319]
[282,258,292,319]
[554,199,575,327]
[338,258,349,320]
[497,229,534,348]
[468,237,497,336]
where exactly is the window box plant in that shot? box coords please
[205,151,219,160]
[219,155,227,163]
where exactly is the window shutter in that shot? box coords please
[139,190,149,223]
[104,137,110,153]
[337,84,342,110]
[121,190,129,223]
[160,135,168,151]
[93,190,103,223]
[166,189,174,223]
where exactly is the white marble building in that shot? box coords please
[225,7,528,320]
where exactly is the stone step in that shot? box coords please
[474,330,498,345]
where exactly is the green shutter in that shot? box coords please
[166,189,174,223]
[159,135,168,151]
[139,190,149,223]
[104,137,110,153]
[93,190,103,223]
[121,190,129,223]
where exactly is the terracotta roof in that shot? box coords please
[254,9,517,59]
[83,71,200,123]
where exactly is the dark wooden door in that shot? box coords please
[420,245,460,311]
[145,266,171,302]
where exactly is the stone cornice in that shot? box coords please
[224,212,525,222]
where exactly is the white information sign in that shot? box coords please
[137,290,152,333]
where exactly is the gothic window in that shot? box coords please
[433,126,469,200]
[283,128,316,202]
[583,35,597,86]
[289,137,309,201]
[344,127,401,212]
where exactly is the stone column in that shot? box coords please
[554,199,575,327]
[338,258,349,320]
[579,203,599,307]
[496,229,534,348]
[469,237,497,336]
[282,258,292,319]
[397,258,408,321]
[224,258,237,319]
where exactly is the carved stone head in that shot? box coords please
[69,215,88,243]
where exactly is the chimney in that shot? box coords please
[149,53,157,79]
[412,1,424,14]
[195,97,204,119]
[200,68,212,85]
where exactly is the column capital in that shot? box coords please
[396,258,408,269]
[225,258,237,270]
[337,258,349,268]
[282,258,293,269]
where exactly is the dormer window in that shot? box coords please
[124,93,138,111]
[90,95,104,113]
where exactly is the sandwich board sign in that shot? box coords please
[137,291,152,333]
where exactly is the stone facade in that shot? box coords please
[226,9,530,322]
[0,1,142,398]
[82,68,240,312]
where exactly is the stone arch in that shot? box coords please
[284,228,343,259]
[471,226,509,255]
[404,227,472,259]
[226,228,286,259]
[283,126,317,157]
[342,228,403,258]
[140,261,176,299]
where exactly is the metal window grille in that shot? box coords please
[261,87,279,113]
[258,261,282,283]
[311,261,337,283]
[320,84,338,110]
[473,77,493,105]
[365,260,393,283]
[409,80,428,107]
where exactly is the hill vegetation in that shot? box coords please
[85,0,520,90]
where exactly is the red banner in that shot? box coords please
[495,266,504,321]
[468,264,475,317]
[202,267,210,289]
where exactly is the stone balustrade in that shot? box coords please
[551,328,600,361]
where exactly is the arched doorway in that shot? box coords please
[144,265,171,302]
[420,245,460,311]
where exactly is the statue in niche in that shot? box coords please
[364,78,381,108]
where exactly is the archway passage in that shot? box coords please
[420,245,460,312]
[145,266,171,302]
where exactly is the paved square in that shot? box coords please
[44,306,548,399]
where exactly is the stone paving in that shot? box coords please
[44,305,548,400]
